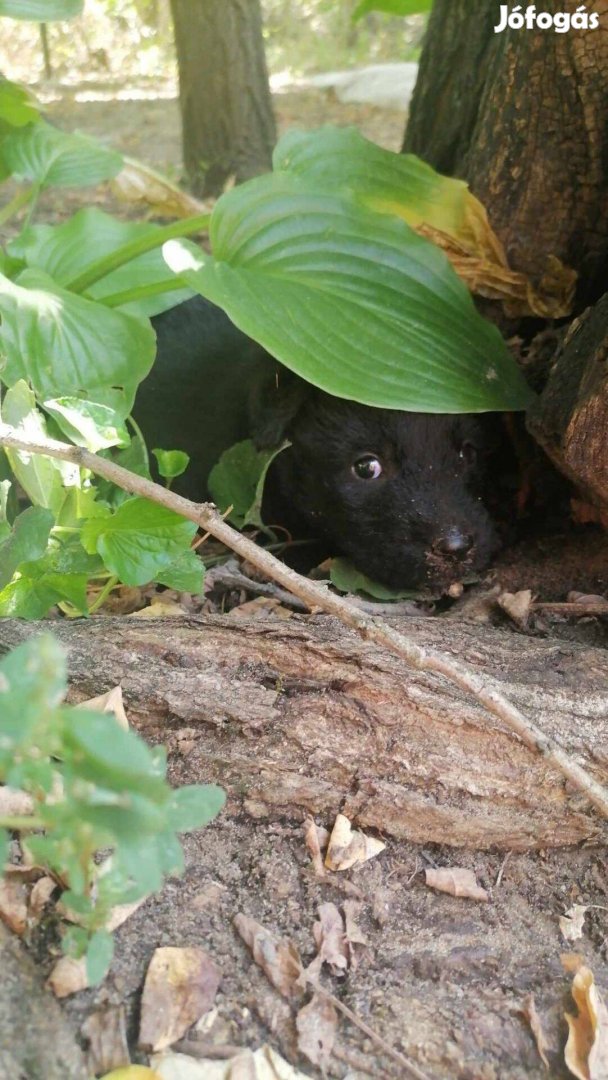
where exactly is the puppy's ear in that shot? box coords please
[249,362,310,448]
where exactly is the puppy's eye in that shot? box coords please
[352,455,383,480]
[459,441,478,467]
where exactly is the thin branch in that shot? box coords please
[2,423,608,822]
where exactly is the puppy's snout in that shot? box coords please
[435,527,474,557]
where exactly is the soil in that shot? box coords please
[4,80,608,1079]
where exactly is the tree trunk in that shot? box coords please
[169,0,276,197]
[0,614,606,852]
[404,0,608,308]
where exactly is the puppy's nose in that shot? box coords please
[436,528,474,557]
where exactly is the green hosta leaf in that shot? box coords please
[44,397,129,452]
[275,126,474,240]
[330,557,419,600]
[0,505,54,589]
[166,784,225,832]
[0,270,156,417]
[81,496,197,586]
[9,208,193,318]
[154,549,204,594]
[163,174,533,414]
[85,930,114,986]
[1,381,75,514]
[3,120,122,190]
[353,0,432,18]
[152,448,190,481]
[0,0,83,18]
[208,438,289,531]
[0,78,40,128]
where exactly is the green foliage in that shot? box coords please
[0,635,224,984]
[329,557,418,600]
[353,0,433,21]
[0,73,532,611]
[208,439,289,531]
[164,169,531,413]
[0,0,84,18]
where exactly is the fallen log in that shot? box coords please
[1,613,606,851]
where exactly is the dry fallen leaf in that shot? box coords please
[82,1005,130,1076]
[151,1044,309,1079]
[307,903,348,979]
[325,814,385,871]
[139,947,221,1053]
[111,156,211,218]
[77,685,129,730]
[560,905,589,943]
[0,786,35,817]
[296,992,338,1070]
[130,599,188,619]
[424,867,489,903]
[521,993,550,1070]
[233,913,303,1000]
[303,817,329,877]
[498,589,533,628]
[343,899,369,969]
[564,963,608,1080]
[48,955,88,997]
[0,876,28,934]
[28,875,56,919]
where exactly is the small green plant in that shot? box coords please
[0,633,225,984]
[0,3,533,615]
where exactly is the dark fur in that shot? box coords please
[138,297,501,592]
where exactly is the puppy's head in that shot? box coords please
[251,368,501,592]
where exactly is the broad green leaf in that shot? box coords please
[3,120,122,190]
[330,557,418,600]
[163,174,533,414]
[152,448,189,481]
[81,496,197,586]
[274,126,476,242]
[0,480,11,541]
[85,929,114,986]
[0,0,83,18]
[0,634,67,740]
[10,209,193,318]
[1,381,74,514]
[0,505,54,589]
[208,438,288,530]
[44,397,130,452]
[166,784,225,832]
[0,270,156,416]
[62,709,168,798]
[0,78,40,128]
[154,549,204,593]
[353,0,432,18]
[0,565,90,618]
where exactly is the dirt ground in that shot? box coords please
[5,81,608,1078]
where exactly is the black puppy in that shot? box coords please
[136,296,501,592]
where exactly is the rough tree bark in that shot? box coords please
[404,0,608,308]
[169,0,276,197]
[0,614,606,851]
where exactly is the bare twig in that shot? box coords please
[2,423,608,822]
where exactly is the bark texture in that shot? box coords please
[527,294,608,513]
[169,0,276,196]
[1,614,606,852]
[404,0,608,307]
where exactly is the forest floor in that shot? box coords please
[5,78,608,1080]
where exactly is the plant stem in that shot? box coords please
[0,815,44,831]
[0,186,35,228]
[88,575,119,614]
[66,213,211,294]
[96,278,187,309]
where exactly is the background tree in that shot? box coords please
[169,0,276,197]
[404,0,608,309]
